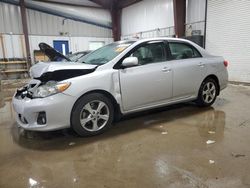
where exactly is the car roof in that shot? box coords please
[120,37,192,43]
[119,37,211,58]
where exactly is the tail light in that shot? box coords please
[223,60,229,67]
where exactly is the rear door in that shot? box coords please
[168,41,206,99]
[119,41,173,111]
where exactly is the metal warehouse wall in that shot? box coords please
[29,35,113,62]
[26,9,112,37]
[0,34,113,61]
[0,2,113,61]
[0,2,112,37]
[186,0,206,35]
[206,0,250,83]
[0,2,23,34]
[121,0,175,39]
[0,34,25,59]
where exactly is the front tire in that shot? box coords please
[196,78,218,107]
[71,93,114,136]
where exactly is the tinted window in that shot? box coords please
[130,42,166,65]
[169,42,201,60]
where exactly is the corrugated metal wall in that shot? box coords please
[0,2,112,37]
[26,9,112,37]
[121,0,174,38]
[0,2,113,60]
[186,0,205,23]
[206,0,250,83]
[121,0,206,39]
[0,34,25,58]
[0,2,23,34]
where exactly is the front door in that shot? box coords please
[119,41,173,111]
[53,40,69,55]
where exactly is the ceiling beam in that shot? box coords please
[89,0,111,9]
[20,0,31,67]
[90,0,142,9]
[34,0,103,9]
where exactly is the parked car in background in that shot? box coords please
[13,38,228,136]
[66,51,92,62]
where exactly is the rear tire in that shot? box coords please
[71,93,114,136]
[196,78,218,107]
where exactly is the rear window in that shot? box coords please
[169,42,201,60]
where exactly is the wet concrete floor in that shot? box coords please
[0,84,250,188]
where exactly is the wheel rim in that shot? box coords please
[79,100,110,132]
[202,82,216,103]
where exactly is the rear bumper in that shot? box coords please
[12,93,75,131]
[218,69,228,92]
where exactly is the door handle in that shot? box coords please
[198,62,205,67]
[162,67,171,72]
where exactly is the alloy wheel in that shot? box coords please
[79,100,110,132]
[202,82,216,103]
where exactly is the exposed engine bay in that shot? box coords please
[15,81,40,99]
[15,68,95,99]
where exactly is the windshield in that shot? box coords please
[77,41,135,65]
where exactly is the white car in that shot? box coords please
[12,38,228,136]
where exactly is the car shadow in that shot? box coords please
[10,102,225,150]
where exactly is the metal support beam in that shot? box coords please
[20,0,31,67]
[90,0,142,9]
[0,35,6,59]
[91,0,143,41]
[204,0,208,48]
[173,0,186,38]
[111,4,121,41]
[37,0,103,9]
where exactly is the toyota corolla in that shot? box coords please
[12,38,228,136]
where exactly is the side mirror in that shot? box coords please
[122,57,138,67]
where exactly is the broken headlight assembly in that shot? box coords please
[33,81,71,98]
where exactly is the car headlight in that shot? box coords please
[33,81,71,98]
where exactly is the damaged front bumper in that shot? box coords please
[12,88,75,131]
[11,61,97,131]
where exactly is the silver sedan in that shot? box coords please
[12,38,228,136]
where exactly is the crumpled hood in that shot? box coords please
[30,61,97,78]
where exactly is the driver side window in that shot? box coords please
[130,42,166,65]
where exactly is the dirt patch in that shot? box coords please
[231,153,246,158]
